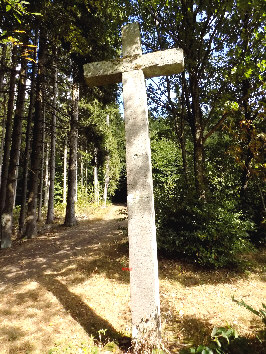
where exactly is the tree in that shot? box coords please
[0,45,17,213]
[22,31,47,238]
[1,44,27,248]
[46,53,58,224]
[64,81,79,226]
[19,34,38,232]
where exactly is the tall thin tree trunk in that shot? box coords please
[189,74,205,199]
[37,103,46,221]
[0,45,7,185]
[64,82,79,226]
[180,72,188,183]
[85,149,88,198]
[1,53,27,248]
[75,155,78,203]
[63,138,67,204]
[94,148,99,206]
[80,153,84,188]
[239,15,253,203]
[44,141,49,207]
[19,41,37,232]
[0,95,7,186]
[103,115,110,207]
[0,44,7,93]
[46,60,58,224]
[0,46,17,213]
[22,33,46,238]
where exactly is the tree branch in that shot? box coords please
[203,112,230,143]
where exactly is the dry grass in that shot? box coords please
[0,204,265,353]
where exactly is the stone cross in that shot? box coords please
[84,23,184,348]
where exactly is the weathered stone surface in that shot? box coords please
[122,69,161,343]
[84,48,184,87]
[122,22,142,57]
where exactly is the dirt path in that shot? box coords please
[0,204,265,353]
[0,205,131,353]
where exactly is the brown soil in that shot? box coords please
[0,204,265,353]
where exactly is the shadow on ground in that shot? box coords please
[0,206,131,351]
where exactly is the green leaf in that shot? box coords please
[6,5,12,11]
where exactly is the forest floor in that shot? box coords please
[0,204,265,354]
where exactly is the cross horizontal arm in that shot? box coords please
[84,48,184,87]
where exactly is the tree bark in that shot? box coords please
[0,44,7,93]
[19,44,37,232]
[44,141,49,207]
[240,78,253,201]
[94,148,99,206]
[1,53,27,248]
[63,138,67,204]
[180,72,188,182]
[46,61,58,224]
[189,73,206,199]
[64,82,79,226]
[239,14,253,202]
[22,33,47,238]
[85,149,88,197]
[0,46,17,213]
[103,115,110,207]
[37,103,46,221]
[0,95,7,187]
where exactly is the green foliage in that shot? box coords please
[232,297,266,326]
[182,325,238,354]
[79,99,125,200]
[156,195,254,268]
[151,119,254,268]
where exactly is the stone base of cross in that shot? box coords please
[84,22,184,350]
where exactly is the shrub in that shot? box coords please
[156,195,254,268]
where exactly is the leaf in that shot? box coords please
[6,5,12,11]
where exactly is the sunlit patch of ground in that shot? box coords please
[0,204,265,353]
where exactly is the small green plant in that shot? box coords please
[183,325,238,354]
[232,296,266,325]
[211,326,238,352]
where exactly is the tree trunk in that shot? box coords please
[0,45,7,173]
[1,53,27,248]
[37,103,46,221]
[44,141,49,207]
[85,149,88,197]
[19,42,37,232]
[103,114,110,207]
[189,73,206,199]
[63,138,67,204]
[46,61,58,224]
[75,155,78,203]
[0,46,17,213]
[180,72,188,183]
[0,44,7,93]
[64,82,79,226]
[0,95,7,187]
[22,33,47,238]
[239,15,253,203]
[80,153,84,188]
[240,78,253,203]
[94,148,99,206]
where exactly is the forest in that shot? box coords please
[0,0,265,353]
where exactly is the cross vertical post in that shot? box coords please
[84,22,184,350]
[121,24,161,347]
